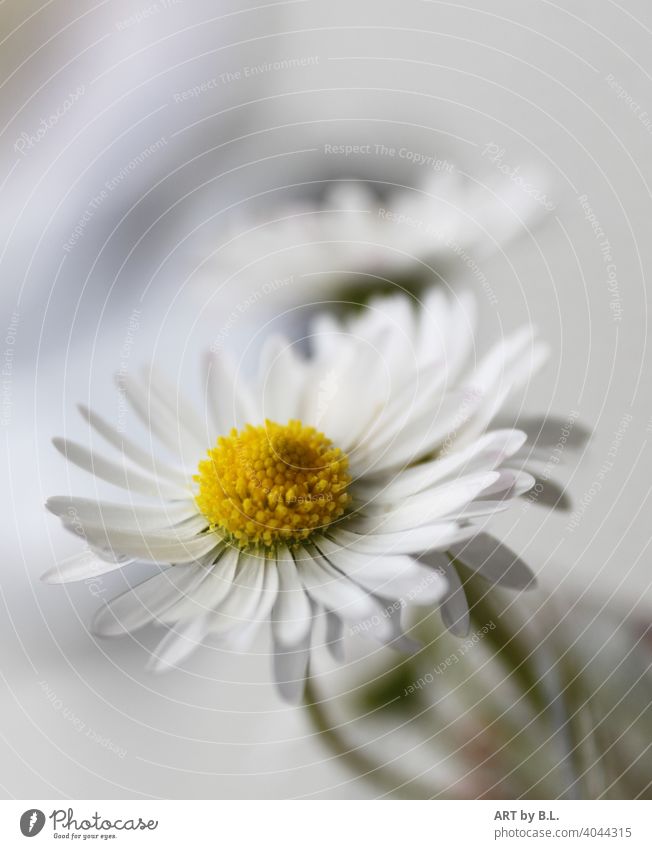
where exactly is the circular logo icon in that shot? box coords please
[20,810,45,837]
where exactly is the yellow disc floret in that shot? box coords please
[195,419,352,550]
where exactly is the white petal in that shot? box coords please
[249,555,281,623]
[454,333,547,447]
[77,404,188,485]
[352,471,499,534]
[470,327,535,393]
[478,468,535,500]
[296,547,383,622]
[271,548,312,647]
[505,341,549,393]
[92,564,207,636]
[225,557,280,649]
[69,524,218,564]
[350,356,448,457]
[299,340,385,451]
[519,472,571,511]
[59,512,207,550]
[160,546,239,623]
[52,438,183,499]
[143,364,209,453]
[416,288,476,377]
[328,523,462,555]
[41,549,135,584]
[202,351,257,432]
[46,495,198,531]
[258,335,305,422]
[440,290,477,378]
[454,500,511,519]
[308,312,342,361]
[356,429,526,503]
[314,539,447,605]
[357,388,483,475]
[147,614,211,672]
[207,552,266,635]
[118,373,192,459]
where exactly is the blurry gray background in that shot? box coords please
[1,0,651,798]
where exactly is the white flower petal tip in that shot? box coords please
[45,288,558,691]
[146,617,209,673]
[478,470,502,492]
[40,550,134,585]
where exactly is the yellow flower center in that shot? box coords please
[195,420,351,550]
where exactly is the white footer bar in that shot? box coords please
[1,800,649,847]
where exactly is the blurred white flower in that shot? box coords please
[197,171,546,318]
[44,289,546,701]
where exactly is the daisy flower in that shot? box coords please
[198,172,546,315]
[44,289,546,701]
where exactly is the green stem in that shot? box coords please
[304,678,438,798]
